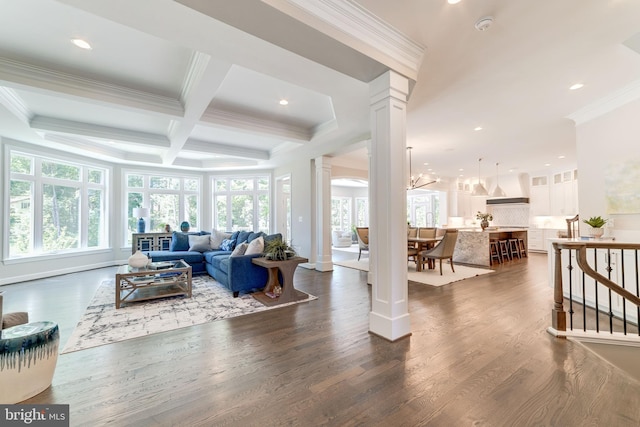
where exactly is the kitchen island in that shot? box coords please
[452,228,528,267]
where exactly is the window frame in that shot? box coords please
[4,145,110,261]
[123,170,202,244]
[211,174,271,233]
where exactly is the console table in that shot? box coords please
[251,256,309,306]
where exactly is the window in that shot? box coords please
[212,175,270,232]
[355,197,369,227]
[125,172,201,241]
[331,197,352,232]
[7,150,108,258]
[407,191,440,227]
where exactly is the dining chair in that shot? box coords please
[418,229,459,275]
[418,227,436,239]
[355,227,369,261]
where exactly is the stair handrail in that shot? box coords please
[552,241,640,334]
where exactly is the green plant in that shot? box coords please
[476,211,493,222]
[583,216,608,228]
[264,238,296,260]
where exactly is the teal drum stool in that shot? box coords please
[0,321,60,403]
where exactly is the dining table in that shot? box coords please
[408,236,441,272]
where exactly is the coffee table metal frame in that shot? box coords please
[115,259,192,309]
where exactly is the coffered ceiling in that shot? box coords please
[1,0,640,180]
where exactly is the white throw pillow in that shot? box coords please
[188,234,212,252]
[230,242,248,257]
[210,229,231,249]
[245,236,264,255]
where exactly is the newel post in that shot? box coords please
[552,243,566,332]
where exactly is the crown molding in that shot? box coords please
[31,116,171,147]
[0,87,32,124]
[567,79,640,125]
[183,138,270,160]
[201,108,311,142]
[0,57,184,117]
[262,0,425,80]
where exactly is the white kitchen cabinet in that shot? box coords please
[550,170,578,216]
[530,175,550,215]
[529,228,562,253]
[528,229,544,251]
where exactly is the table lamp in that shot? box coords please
[133,207,149,233]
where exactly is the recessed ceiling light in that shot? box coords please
[423,162,429,166]
[279,99,289,106]
[545,163,551,167]
[569,83,584,91]
[71,38,92,50]
[459,168,464,172]
[558,155,565,159]
[474,126,482,131]
[448,0,461,4]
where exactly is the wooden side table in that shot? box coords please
[251,256,309,305]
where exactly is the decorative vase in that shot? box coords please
[180,221,190,232]
[164,224,171,233]
[481,219,489,231]
[589,227,604,239]
[128,250,149,269]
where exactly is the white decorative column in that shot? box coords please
[368,70,411,341]
[315,156,333,272]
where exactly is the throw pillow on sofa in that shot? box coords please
[245,236,264,255]
[188,234,212,252]
[230,242,248,257]
[210,229,231,249]
[170,231,200,251]
[220,238,235,252]
[234,230,251,245]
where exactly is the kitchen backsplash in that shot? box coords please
[488,205,530,227]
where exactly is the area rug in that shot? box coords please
[333,259,493,287]
[62,275,316,354]
[332,244,361,254]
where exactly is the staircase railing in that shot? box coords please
[550,241,640,343]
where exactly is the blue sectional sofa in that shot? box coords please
[137,230,282,297]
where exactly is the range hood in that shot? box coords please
[487,197,529,205]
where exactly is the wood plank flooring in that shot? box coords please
[4,253,640,426]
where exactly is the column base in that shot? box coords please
[369,311,411,342]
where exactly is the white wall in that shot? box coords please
[576,97,640,242]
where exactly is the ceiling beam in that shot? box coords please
[0,57,184,117]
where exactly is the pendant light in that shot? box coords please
[491,162,506,197]
[471,158,488,196]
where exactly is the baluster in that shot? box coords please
[552,243,566,332]
[607,248,614,334]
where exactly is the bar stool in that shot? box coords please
[508,238,521,259]
[490,240,502,264]
[518,239,527,258]
[499,240,511,261]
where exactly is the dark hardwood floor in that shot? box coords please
[4,252,640,426]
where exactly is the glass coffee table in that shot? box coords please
[115,260,192,309]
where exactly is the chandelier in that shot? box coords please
[406,146,438,190]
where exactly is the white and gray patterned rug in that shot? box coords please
[62,275,316,354]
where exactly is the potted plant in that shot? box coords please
[476,211,493,231]
[583,216,607,238]
[264,238,297,260]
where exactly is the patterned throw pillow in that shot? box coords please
[230,242,248,257]
[220,238,235,252]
